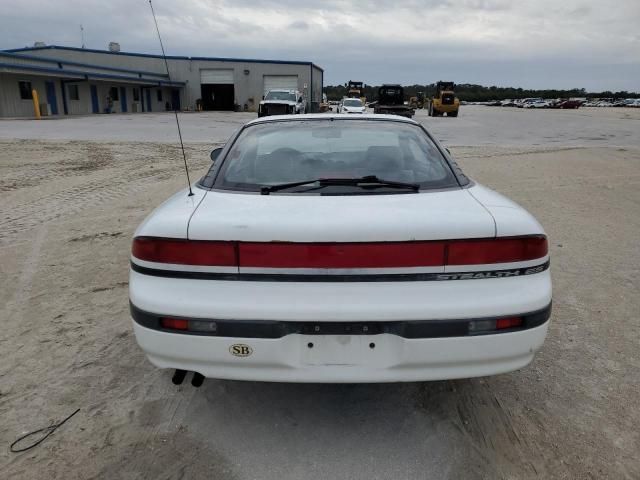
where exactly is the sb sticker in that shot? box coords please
[229,344,253,357]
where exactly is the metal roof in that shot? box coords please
[4,45,324,72]
[0,50,168,78]
[0,61,185,86]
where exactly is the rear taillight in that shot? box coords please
[446,236,547,265]
[132,237,236,266]
[131,235,547,268]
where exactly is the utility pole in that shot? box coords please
[80,25,85,49]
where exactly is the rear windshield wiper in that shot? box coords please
[260,175,420,195]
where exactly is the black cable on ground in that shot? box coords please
[10,408,80,453]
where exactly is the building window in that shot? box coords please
[157,89,162,102]
[68,84,80,101]
[19,81,33,100]
[133,88,140,101]
[109,87,119,101]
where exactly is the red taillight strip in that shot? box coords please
[446,236,548,265]
[132,235,547,268]
[239,242,446,269]
[132,237,237,266]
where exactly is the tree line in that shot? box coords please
[323,83,640,102]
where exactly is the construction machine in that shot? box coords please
[409,92,426,109]
[347,81,366,104]
[426,81,460,117]
[373,84,414,118]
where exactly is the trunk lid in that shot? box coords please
[188,188,495,243]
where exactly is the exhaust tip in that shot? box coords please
[171,369,187,385]
[191,372,205,387]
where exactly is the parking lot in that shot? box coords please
[1,106,639,479]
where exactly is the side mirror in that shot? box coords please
[210,147,223,162]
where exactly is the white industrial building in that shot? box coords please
[0,44,324,118]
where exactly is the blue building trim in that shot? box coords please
[0,51,169,79]
[4,45,324,71]
[0,62,185,86]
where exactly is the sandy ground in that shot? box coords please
[1,106,639,479]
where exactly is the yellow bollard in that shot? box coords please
[32,89,41,119]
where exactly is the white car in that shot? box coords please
[339,98,366,114]
[258,89,306,117]
[523,99,550,108]
[130,114,552,384]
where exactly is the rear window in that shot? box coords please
[212,120,460,194]
[265,91,296,101]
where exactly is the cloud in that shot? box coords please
[288,20,309,30]
[0,0,638,90]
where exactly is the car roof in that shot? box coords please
[246,113,418,126]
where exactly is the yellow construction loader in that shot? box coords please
[426,81,460,117]
[347,81,367,105]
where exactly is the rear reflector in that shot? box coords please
[496,317,523,329]
[160,318,189,330]
[160,317,217,333]
[468,316,523,333]
[132,235,547,268]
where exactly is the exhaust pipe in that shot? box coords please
[191,372,205,387]
[172,369,187,385]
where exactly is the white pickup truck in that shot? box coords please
[258,89,306,117]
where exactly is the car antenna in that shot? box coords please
[148,0,194,196]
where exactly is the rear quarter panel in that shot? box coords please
[134,187,207,239]
[467,184,545,237]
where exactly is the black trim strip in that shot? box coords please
[130,260,549,282]
[130,302,552,339]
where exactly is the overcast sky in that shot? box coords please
[1,0,639,91]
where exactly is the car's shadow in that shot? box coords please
[163,375,533,479]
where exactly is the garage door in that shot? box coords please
[263,75,298,95]
[200,69,234,84]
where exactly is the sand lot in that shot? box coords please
[1,106,639,479]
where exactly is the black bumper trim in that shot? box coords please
[130,260,550,283]
[130,302,552,339]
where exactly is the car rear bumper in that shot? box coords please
[129,267,552,382]
[132,320,549,383]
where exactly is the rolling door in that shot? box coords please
[263,75,298,95]
[200,69,234,84]
[200,69,235,111]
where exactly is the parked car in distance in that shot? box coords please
[130,114,552,384]
[550,99,582,109]
[523,99,551,108]
[339,97,366,114]
[517,98,538,108]
[258,89,306,117]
